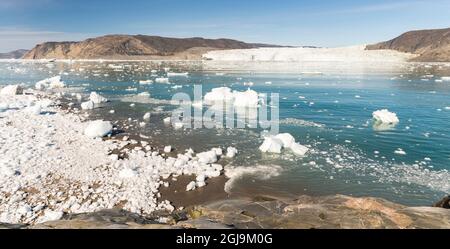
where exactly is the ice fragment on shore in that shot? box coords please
[84,120,113,138]
[164,146,172,153]
[81,101,95,110]
[119,168,138,178]
[186,181,196,191]
[0,85,23,95]
[226,147,238,158]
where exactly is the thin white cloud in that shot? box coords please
[316,1,431,15]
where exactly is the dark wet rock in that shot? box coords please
[434,196,450,209]
[31,209,179,229]
[0,222,27,229]
[188,195,450,229]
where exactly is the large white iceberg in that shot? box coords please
[204,87,261,108]
[372,109,399,124]
[259,133,309,156]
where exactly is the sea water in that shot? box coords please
[1,60,449,206]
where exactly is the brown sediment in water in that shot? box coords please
[159,175,230,208]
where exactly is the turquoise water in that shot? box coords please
[1,61,449,206]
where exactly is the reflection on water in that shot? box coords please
[1,60,450,206]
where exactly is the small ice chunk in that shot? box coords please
[155,77,170,83]
[275,133,296,148]
[27,105,42,115]
[290,143,309,156]
[0,85,23,95]
[163,117,171,124]
[89,92,108,104]
[84,120,113,138]
[196,150,218,164]
[81,101,95,110]
[226,147,238,158]
[139,80,153,85]
[164,146,172,153]
[259,137,283,154]
[186,181,196,191]
[119,168,138,178]
[394,148,407,155]
[35,76,65,90]
[39,210,63,223]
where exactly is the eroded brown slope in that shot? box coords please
[366,28,450,62]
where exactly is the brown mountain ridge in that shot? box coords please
[23,35,280,60]
[366,27,450,62]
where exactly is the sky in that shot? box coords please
[1,0,450,52]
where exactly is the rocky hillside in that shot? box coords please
[366,28,450,62]
[0,49,29,59]
[23,35,277,60]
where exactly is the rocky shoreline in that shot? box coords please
[2,195,449,229]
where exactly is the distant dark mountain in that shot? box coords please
[23,35,281,60]
[0,49,29,59]
[366,28,450,62]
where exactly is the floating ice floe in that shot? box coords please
[84,120,113,138]
[394,148,407,155]
[204,87,261,108]
[372,109,399,131]
[259,133,309,156]
[139,80,153,85]
[35,76,65,90]
[441,77,450,82]
[167,72,189,77]
[155,77,170,84]
[89,92,108,104]
[0,85,23,95]
[373,109,399,124]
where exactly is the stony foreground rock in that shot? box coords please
[2,195,449,229]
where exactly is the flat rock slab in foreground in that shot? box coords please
[3,195,449,229]
[189,195,450,229]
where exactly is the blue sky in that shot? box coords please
[1,0,450,52]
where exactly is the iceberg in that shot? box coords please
[373,109,399,124]
[259,137,283,154]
